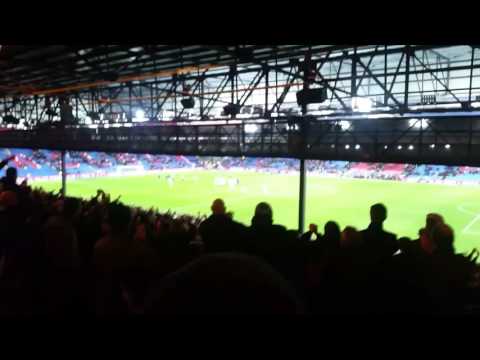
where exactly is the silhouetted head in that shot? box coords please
[431,223,454,255]
[370,203,387,225]
[324,221,340,239]
[5,167,17,183]
[426,213,444,232]
[63,197,81,220]
[252,202,273,226]
[107,202,132,235]
[341,226,362,248]
[211,198,226,216]
[324,221,341,249]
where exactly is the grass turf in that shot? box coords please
[32,170,480,255]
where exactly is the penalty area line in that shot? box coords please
[462,214,480,235]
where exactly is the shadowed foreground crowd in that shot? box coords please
[1,156,480,316]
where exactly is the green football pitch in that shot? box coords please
[33,170,480,255]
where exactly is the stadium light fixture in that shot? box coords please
[135,110,145,119]
[409,118,428,129]
[345,144,350,150]
[397,145,403,150]
[408,145,414,150]
[366,113,395,119]
[430,144,436,149]
[339,120,351,131]
[355,144,361,150]
[384,145,388,149]
[181,97,195,109]
[471,101,480,108]
[445,144,451,149]
[133,109,147,123]
[244,124,259,134]
[351,97,373,112]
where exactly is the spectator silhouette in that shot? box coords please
[247,202,303,289]
[93,202,134,316]
[300,223,320,244]
[0,190,20,264]
[199,199,247,254]
[323,221,341,254]
[248,202,289,256]
[418,213,444,255]
[1,167,20,193]
[43,197,81,269]
[423,223,477,313]
[303,221,341,307]
[360,203,398,263]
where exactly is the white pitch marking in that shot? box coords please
[462,214,480,235]
[457,204,480,235]
[457,204,478,216]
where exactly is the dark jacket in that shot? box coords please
[199,214,248,253]
[360,224,399,263]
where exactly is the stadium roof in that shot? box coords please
[0,45,357,96]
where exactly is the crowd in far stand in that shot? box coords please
[0,154,479,316]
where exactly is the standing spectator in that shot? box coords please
[418,213,444,255]
[360,203,398,263]
[93,202,134,316]
[199,199,247,253]
[423,223,478,313]
[247,202,303,291]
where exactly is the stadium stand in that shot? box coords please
[4,149,480,184]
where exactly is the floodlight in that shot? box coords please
[351,97,373,112]
[244,124,259,133]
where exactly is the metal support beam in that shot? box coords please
[405,46,410,111]
[298,52,311,234]
[298,158,306,234]
[469,47,475,103]
[61,150,66,197]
